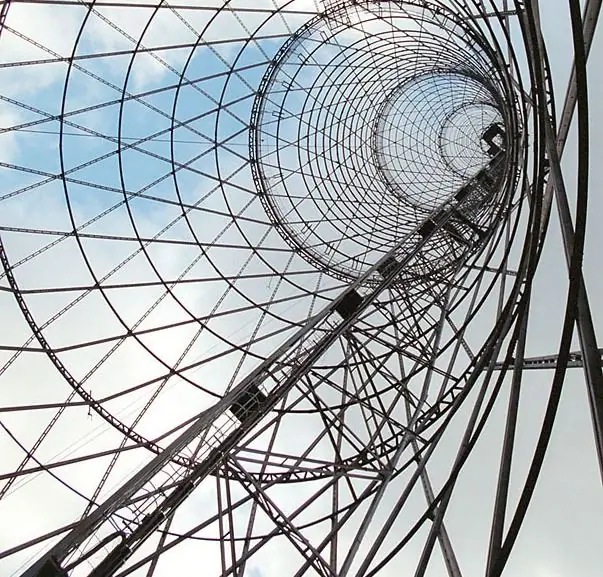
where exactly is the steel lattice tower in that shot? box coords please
[0,1,601,576]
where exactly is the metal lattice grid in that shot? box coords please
[0,1,601,577]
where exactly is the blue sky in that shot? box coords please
[0,1,602,576]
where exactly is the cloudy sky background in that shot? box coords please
[0,1,602,576]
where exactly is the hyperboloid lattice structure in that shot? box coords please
[0,1,602,576]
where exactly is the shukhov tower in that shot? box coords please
[0,1,602,576]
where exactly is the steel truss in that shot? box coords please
[0,1,601,577]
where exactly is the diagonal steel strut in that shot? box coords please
[529,0,603,481]
[17,190,497,577]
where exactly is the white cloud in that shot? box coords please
[1,1,602,577]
